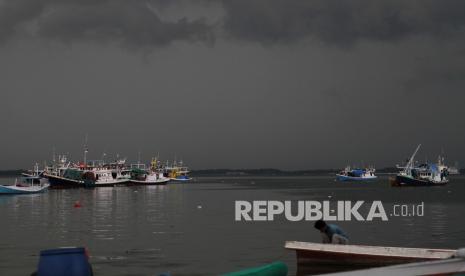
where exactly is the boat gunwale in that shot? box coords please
[285,241,456,260]
[43,173,84,184]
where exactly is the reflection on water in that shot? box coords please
[0,176,464,276]
[429,203,448,244]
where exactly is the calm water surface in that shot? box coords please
[0,176,464,275]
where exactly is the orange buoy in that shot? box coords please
[74,201,82,208]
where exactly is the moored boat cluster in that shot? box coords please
[32,154,191,189]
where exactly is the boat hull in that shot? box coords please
[222,261,288,276]
[285,241,455,275]
[336,174,377,182]
[129,178,170,185]
[0,184,49,194]
[170,177,192,182]
[44,174,85,188]
[85,179,130,188]
[393,175,448,187]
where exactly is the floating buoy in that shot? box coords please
[74,201,82,208]
[197,205,202,209]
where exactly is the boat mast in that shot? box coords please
[404,144,421,174]
[83,134,88,169]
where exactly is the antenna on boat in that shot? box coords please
[102,148,107,164]
[83,134,88,168]
[52,146,56,163]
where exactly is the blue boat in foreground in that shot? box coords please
[33,247,93,276]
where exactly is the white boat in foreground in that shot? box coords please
[285,241,455,275]
[317,249,465,276]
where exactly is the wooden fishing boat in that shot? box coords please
[285,241,456,275]
[317,249,465,276]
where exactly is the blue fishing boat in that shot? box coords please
[336,166,377,181]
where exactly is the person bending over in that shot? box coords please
[314,220,349,245]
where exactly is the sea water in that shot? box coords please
[0,176,464,275]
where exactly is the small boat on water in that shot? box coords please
[129,160,170,185]
[0,176,50,194]
[285,241,456,275]
[336,166,377,181]
[164,160,192,181]
[391,144,449,187]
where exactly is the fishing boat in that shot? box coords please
[391,144,449,187]
[129,160,170,185]
[285,241,456,275]
[82,168,130,187]
[21,163,45,178]
[336,166,377,181]
[44,167,86,188]
[43,154,86,188]
[316,249,465,276]
[164,160,192,181]
[0,176,50,194]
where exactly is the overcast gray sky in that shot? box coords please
[0,0,464,170]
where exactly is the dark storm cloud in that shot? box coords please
[221,0,465,45]
[0,0,213,48]
[0,0,44,42]
[2,0,465,48]
[1,0,465,170]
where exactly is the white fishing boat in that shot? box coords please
[129,159,170,185]
[0,176,50,194]
[82,168,130,187]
